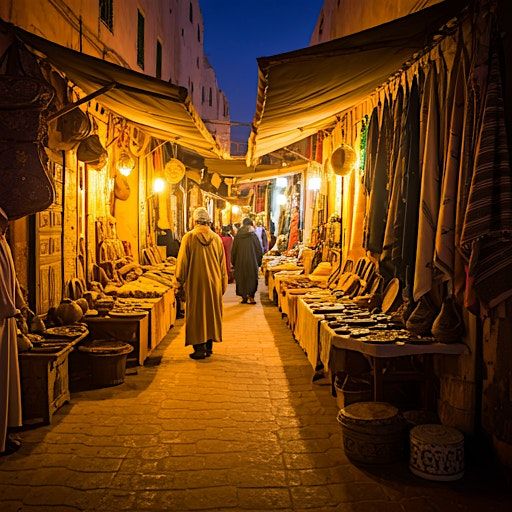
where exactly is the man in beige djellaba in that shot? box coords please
[176,207,227,360]
[0,208,24,456]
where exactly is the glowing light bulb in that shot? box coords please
[308,176,321,191]
[275,177,287,188]
[277,193,287,206]
[153,177,165,193]
[232,205,240,214]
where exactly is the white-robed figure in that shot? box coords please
[0,208,23,455]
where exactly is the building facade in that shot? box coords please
[310,0,443,44]
[0,0,230,150]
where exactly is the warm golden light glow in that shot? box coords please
[308,176,321,191]
[117,151,135,177]
[277,193,287,205]
[275,177,287,188]
[153,177,165,193]
[231,205,240,214]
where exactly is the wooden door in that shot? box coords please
[34,161,64,314]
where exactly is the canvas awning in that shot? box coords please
[204,157,307,179]
[247,0,465,165]
[12,26,226,158]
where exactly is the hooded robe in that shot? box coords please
[0,233,23,452]
[176,225,227,346]
[232,226,263,298]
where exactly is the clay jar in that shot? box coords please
[56,299,84,325]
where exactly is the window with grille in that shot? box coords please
[156,40,162,79]
[209,88,212,107]
[189,2,193,23]
[99,0,113,31]
[202,86,205,104]
[137,10,144,69]
[197,24,201,42]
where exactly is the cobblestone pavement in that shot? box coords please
[0,282,511,511]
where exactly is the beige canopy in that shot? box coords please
[204,158,306,179]
[13,26,226,158]
[247,0,465,165]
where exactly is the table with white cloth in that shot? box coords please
[294,297,339,369]
[319,321,469,407]
[284,287,331,331]
[268,268,303,302]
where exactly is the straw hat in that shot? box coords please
[329,143,357,176]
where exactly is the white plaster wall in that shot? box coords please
[1,0,230,147]
[310,0,443,45]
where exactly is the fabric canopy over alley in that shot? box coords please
[247,0,465,165]
[13,26,226,158]
[204,157,307,179]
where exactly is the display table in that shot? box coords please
[19,331,88,424]
[267,267,302,301]
[320,322,469,405]
[294,298,328,368]
[85,313,149,365]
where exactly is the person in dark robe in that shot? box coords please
[232,218,263,304]
[220,226,234,283]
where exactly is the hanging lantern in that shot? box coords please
[117,151,135,176]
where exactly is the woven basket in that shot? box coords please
[80,340,133,387]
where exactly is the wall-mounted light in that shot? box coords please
[275,177,287,188]
[153,177,166,193]
[277,193,287,206]
[308,176,321,191]
[117,151,135,177]
[231,205,240,214]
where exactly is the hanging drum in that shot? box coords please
[330,143,357,177]
[164,158,186,184]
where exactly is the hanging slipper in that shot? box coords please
[431,296,465,343]
[406,294,439,336]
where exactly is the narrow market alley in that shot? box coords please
[0,282,509,512]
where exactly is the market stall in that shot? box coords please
[250,0,511,454]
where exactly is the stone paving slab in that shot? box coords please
[0,281,510,511]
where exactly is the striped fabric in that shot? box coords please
[460,42,512,308]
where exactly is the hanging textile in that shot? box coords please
[434,43,468,286]
[255,184,266,213]
[365,97,393,254]
[414,62,442,302]
[460,40,512,308]
[287,207,300,250]
[380,84,406,279]
[362,108,379,194]
[398,75,421,298]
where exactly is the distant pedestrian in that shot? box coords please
[176,207,227,359]
[220,226,234,283]
[232,218,263,304]
[254,220,269,253]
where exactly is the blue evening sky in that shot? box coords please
[200,0,324,126]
